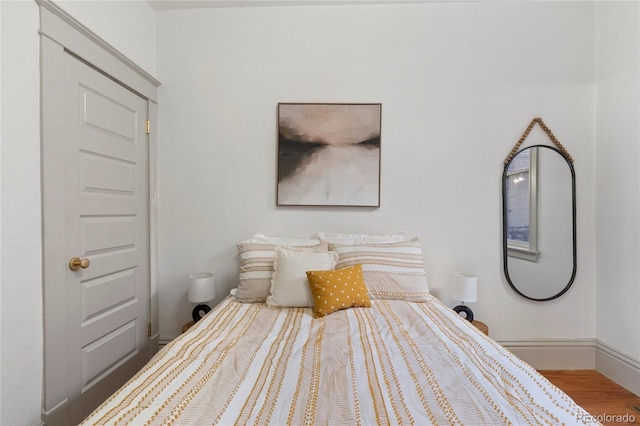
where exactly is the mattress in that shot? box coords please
[83,295,596,425]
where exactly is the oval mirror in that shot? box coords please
[502,145,576,301]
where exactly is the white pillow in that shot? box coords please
[314,232,408,245]
[249,233,321,246]
[266,246,338,308]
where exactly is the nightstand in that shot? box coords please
[181,320,195,334]
[472,320,489,336]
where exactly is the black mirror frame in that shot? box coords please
[502,144,577,301]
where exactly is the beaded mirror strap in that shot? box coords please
[505,117,574,165]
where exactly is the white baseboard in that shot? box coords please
[498,338,640,396]
[595,339,640,396]
[497,338,596,370]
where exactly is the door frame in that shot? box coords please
[38,1,160,423]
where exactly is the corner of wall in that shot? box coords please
[596,340,640,396]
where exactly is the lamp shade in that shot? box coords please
[188,272,216,303]
[450,273,478,303]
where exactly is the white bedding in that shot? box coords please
[83,295,596,425]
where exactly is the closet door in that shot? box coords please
[42,38,152,425]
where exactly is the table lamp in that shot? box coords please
[451,272,477,322]
[188,272,216,322]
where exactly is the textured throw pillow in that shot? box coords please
[306,264,372,317]
[329,238,430,302]
[236,241,328,303]
[266,246,338,308]
[314,232,408,245]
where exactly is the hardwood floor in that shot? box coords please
[538,370,640,425]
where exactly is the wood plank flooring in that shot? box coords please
[538,370,640,425]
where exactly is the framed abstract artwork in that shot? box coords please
[277,103,382,207]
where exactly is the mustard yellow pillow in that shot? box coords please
[306,264,372,317]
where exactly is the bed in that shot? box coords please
[82,234,596,425]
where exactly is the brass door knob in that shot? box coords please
[69,257,90,271]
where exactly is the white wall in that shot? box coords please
[1,3,43,424]
[55,0,157,75]
[156,2,598,340]
[595,2,640,361]
[0,2,3,423]
[0,1,156,424]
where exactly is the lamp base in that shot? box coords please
[453,305,474,322]
[192,304,211,322]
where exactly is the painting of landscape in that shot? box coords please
[277,103,381,207]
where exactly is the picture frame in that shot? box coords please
[276,103,382,207]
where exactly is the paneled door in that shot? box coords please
[42,41,152,424]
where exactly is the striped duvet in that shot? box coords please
[83,295,596,425]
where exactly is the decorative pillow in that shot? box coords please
[329,238,429,302]
[314,232,408,245]
[266,246,338,308]
[249,233,321,246]
[306,264,372,317]
[236,241,328,303]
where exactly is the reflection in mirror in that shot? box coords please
[502,145,576,301]
[505,147,538,262]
